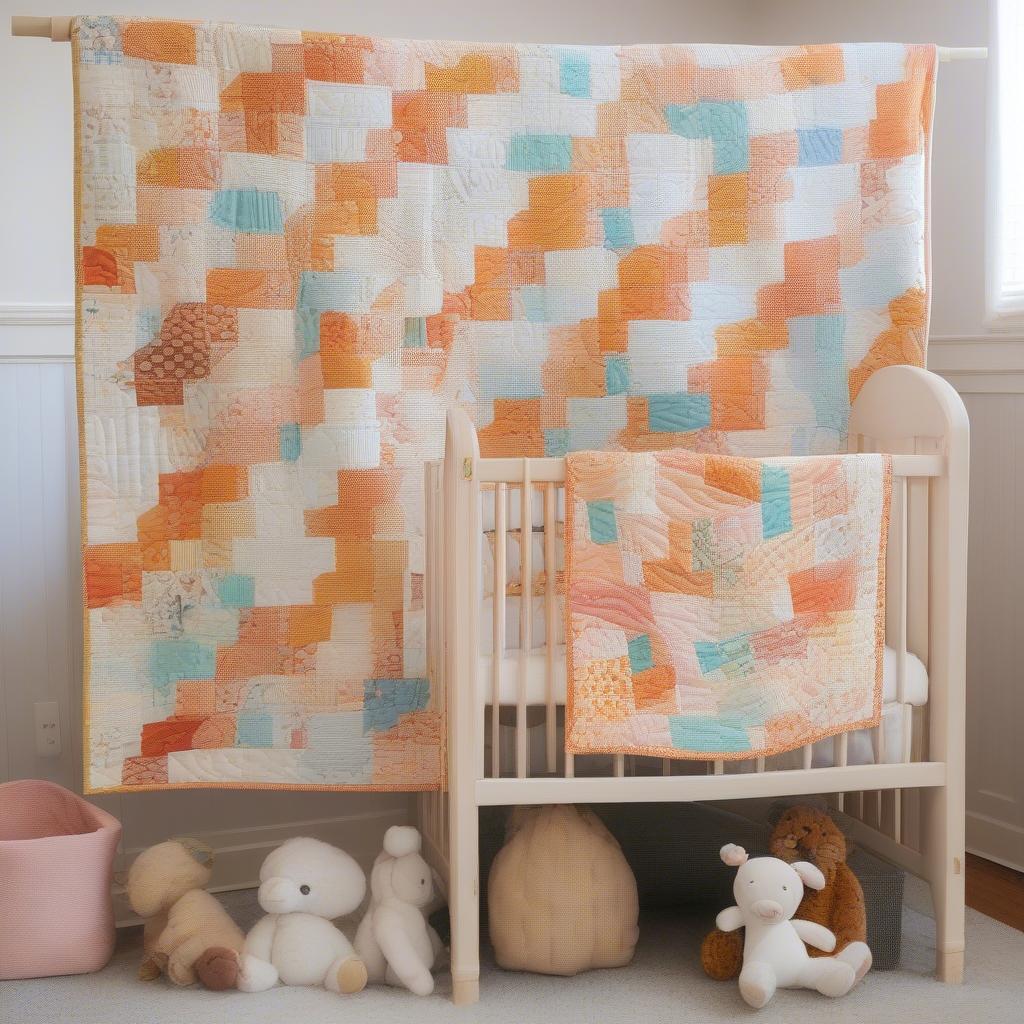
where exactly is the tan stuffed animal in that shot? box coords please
[701,805,870,982]
[126,838,244,989]
[488,805,639,976]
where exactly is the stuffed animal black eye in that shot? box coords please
[300,884,311,895]
[421,877,427,885]
[782,886,788,891]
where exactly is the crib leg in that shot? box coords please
[921,785,966,983]
[449,803,480,1005]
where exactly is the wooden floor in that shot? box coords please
[966,853,1024,932]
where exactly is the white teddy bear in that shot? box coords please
[238,837,368,995]
[715,843,871,1009]
[354,826,444,996]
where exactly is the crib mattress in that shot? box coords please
[477,644,928,708]
[478,648,921,767]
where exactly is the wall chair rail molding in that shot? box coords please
[0,303,74,362]
[928,333,1024,394]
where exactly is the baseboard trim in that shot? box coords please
[966,809,1024,875]
[113,805,409,927]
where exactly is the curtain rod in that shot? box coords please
[8,17,990,61]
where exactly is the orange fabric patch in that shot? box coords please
[426,53,499,93]
[789,557,858,619]
[84,543,143,608]
[708,173,749,247]
[704,455,761,502]
[288,605,334,647]
[477,399,545,457]
[140,718,203,757]
[302,32,372,82]
[631,664,677,710]
[122,20,197,64]
[508,174,594,252]
[781,45,845,91]
[206,269,296,308]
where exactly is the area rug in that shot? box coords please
[1,879,1013,1024]
[73,17,935,790]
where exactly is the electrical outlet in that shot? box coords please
[34,701,61,758]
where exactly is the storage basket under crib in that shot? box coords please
[0,780,121,980]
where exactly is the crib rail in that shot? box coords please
[433,365,965,832]
[457,453,945,816]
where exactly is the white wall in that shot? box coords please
[0,0,750,887]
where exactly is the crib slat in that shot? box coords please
[835,733,848,811]
[755,757,766,773]
[895,474,909,705]
[662,758,672,776]
[544,482,557,775]
[517,467,532,779]
[713,760,724,776]
[801,744,813,771]
[614,754,625,778]
[492,483,507,779]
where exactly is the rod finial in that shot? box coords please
[11,16,72,41]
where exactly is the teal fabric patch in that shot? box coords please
[236,712,273,748]
[605,355,631,395]
[798,127,843,166]
[695,635,752,675]
[217,574,255,608]
[601,207,635,249]
[587,500,618,544]
[647,393,712,432]
[280,422,301,462]
[813,315,849,431]
[150,638,216,687]
[298,712,374,784]
[403,316,427,348]
[559,50,591,97]
[665,101,749,174]
[668,714,752,753]
[520,285,548,322]
[363,678,430,733]
[210,189,284,234]
[507,134,573,173]
[628,634,654,673]
[544,428,571,457]
[761,465,792,538]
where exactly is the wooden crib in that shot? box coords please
[417,364,969,1005]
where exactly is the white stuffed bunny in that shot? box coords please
[238,837,368,995]
[354,826,444,996]
[715,843,871,1009]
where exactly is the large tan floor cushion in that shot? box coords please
[488,805,639,975]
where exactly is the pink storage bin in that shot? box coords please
[0,779,121,980]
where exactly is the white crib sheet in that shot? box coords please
[477,647,925,767]
[478,642,928,709]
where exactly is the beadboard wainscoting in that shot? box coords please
[0,304,413,899]
[2,308,1023,882]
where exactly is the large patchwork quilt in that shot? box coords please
[73,17,933,790]
[564,450,891,758]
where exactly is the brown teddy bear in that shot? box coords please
[126,838,244,990]
[701,805,868,981]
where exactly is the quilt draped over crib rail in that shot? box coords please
[564,450,892,759]
[73,15,933,791]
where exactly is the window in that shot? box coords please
[990,0,1024,320]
